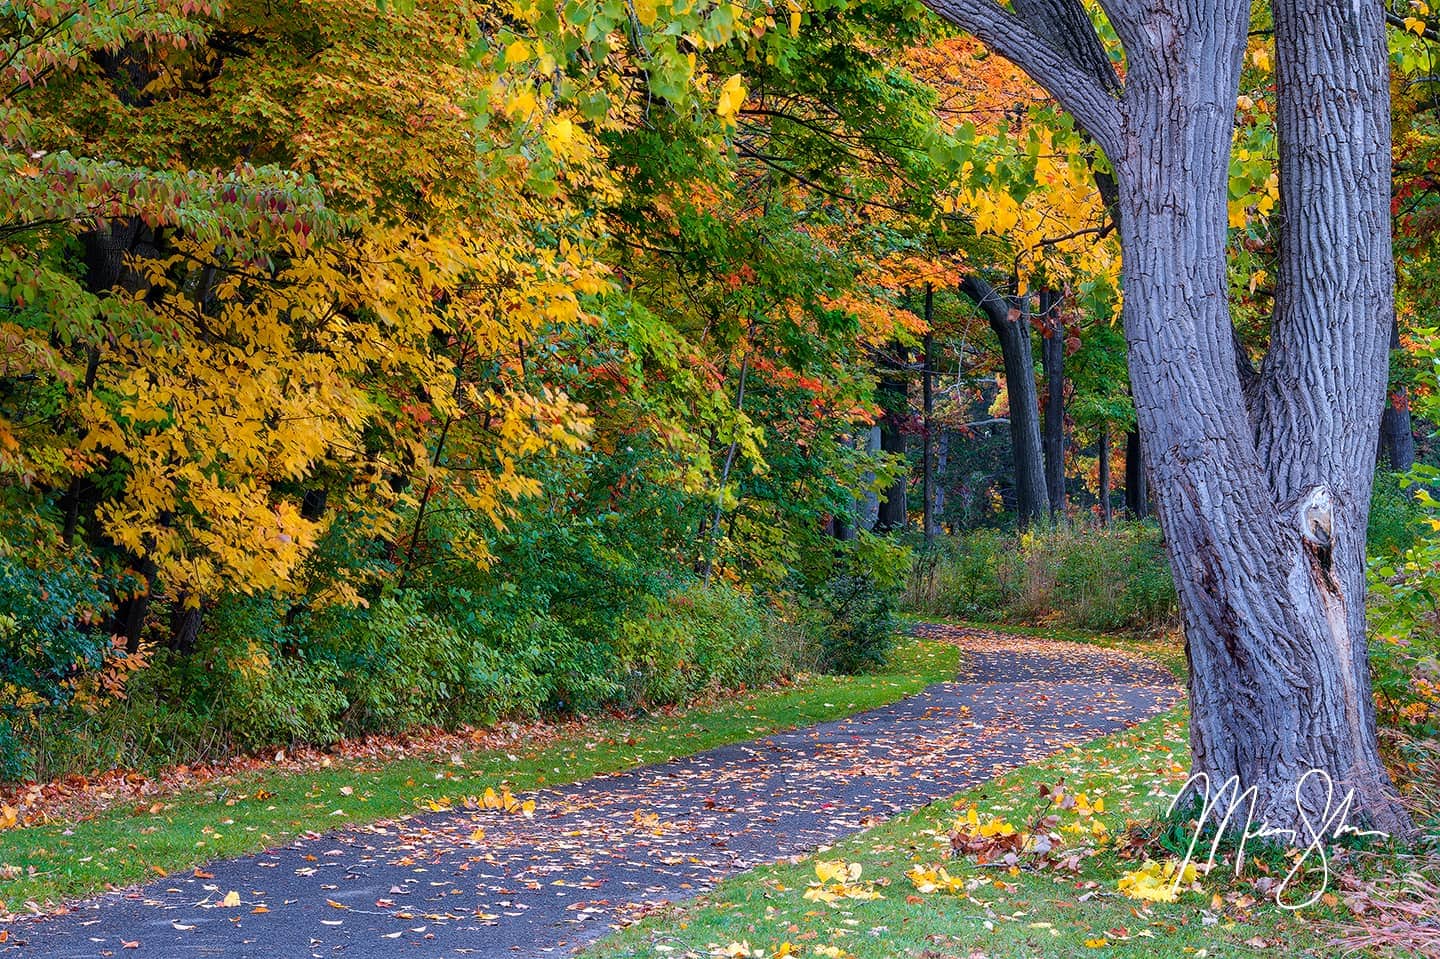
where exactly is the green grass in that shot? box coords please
[0,636,960,911]
[585,706,1342,959]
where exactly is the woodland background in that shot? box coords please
[0,0,1438,811]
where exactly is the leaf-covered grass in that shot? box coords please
[585,707,1344,959]
[0,636,960,911]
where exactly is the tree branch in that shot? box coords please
[922,0,1124,157]
[1010,0,1123,95]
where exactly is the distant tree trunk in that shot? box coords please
[1097,428,1112,527]
[170,600,203,656]
[922,284,937,545]
[1379,314,1416,470]
[859,424,882,531]
[935,430,949,532]
[1038,289,1067,516]
[960,275,1048,527]
[876,344,909,533]
[1124,428,1148,520]
[113,556,158,653]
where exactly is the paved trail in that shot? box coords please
[5,626,1180,959]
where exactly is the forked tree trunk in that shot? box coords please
[926,0,1411,835]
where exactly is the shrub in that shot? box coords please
[615,583,784,705]
[488,609,621,713]
[0,522,112,778]
[904,521,1177,633]
[1369,471,1421,558]
[190,593,347,751]
[905,529,1018,621]
[802,533,909,674]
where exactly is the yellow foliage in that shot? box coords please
[1117,858,1200,903]
[802,860,884,904]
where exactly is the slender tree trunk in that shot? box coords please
[875,345,909,533]
[1379,314,1416,470]
[702,351,750,584]
[860,424,881,531]
[1038,289,1067,516]
[935,430,949,532]
[1124,428,1148,519]
[922,284,937,545]
[1097,428,1112,527]
[960,275,1049,527]
[170,600,203,656]
[926,0,1409,834]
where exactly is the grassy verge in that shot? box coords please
[0,636,960,911]
[585,706,1343,959]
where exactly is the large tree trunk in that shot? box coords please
[960,275,1049,527]
[1379,315,1416,470]
[859,424,881,531]
[1119,0,1405,835]
[926,0,1410,836]
[1038,289,1067,516]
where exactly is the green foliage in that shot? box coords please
[1368,470,1421,558]
[311,593,542,732]
[615,584,786,705]
[0,519,111,778]
[191,594,346,751]
[905,522,1177,633]
[0,0,968,784]
[799,533,909,674]
[1366,466,1440,749]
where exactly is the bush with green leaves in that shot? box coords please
[796,533,909,674]
[1369,470,1422,558]
[0,521,112,778]
[615,583,784,704]
[904,521,1177,633]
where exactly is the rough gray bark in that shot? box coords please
[1379,315,1416,470]
[960,275,1049,527]
[926,0,1411,835]
[1038,289,1067,516]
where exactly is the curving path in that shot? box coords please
[3,625,1180,959]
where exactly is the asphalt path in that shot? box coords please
[4,625,1180,959]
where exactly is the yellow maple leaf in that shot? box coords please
[717,74,747,119]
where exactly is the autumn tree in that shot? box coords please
[924,0,1411,833]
